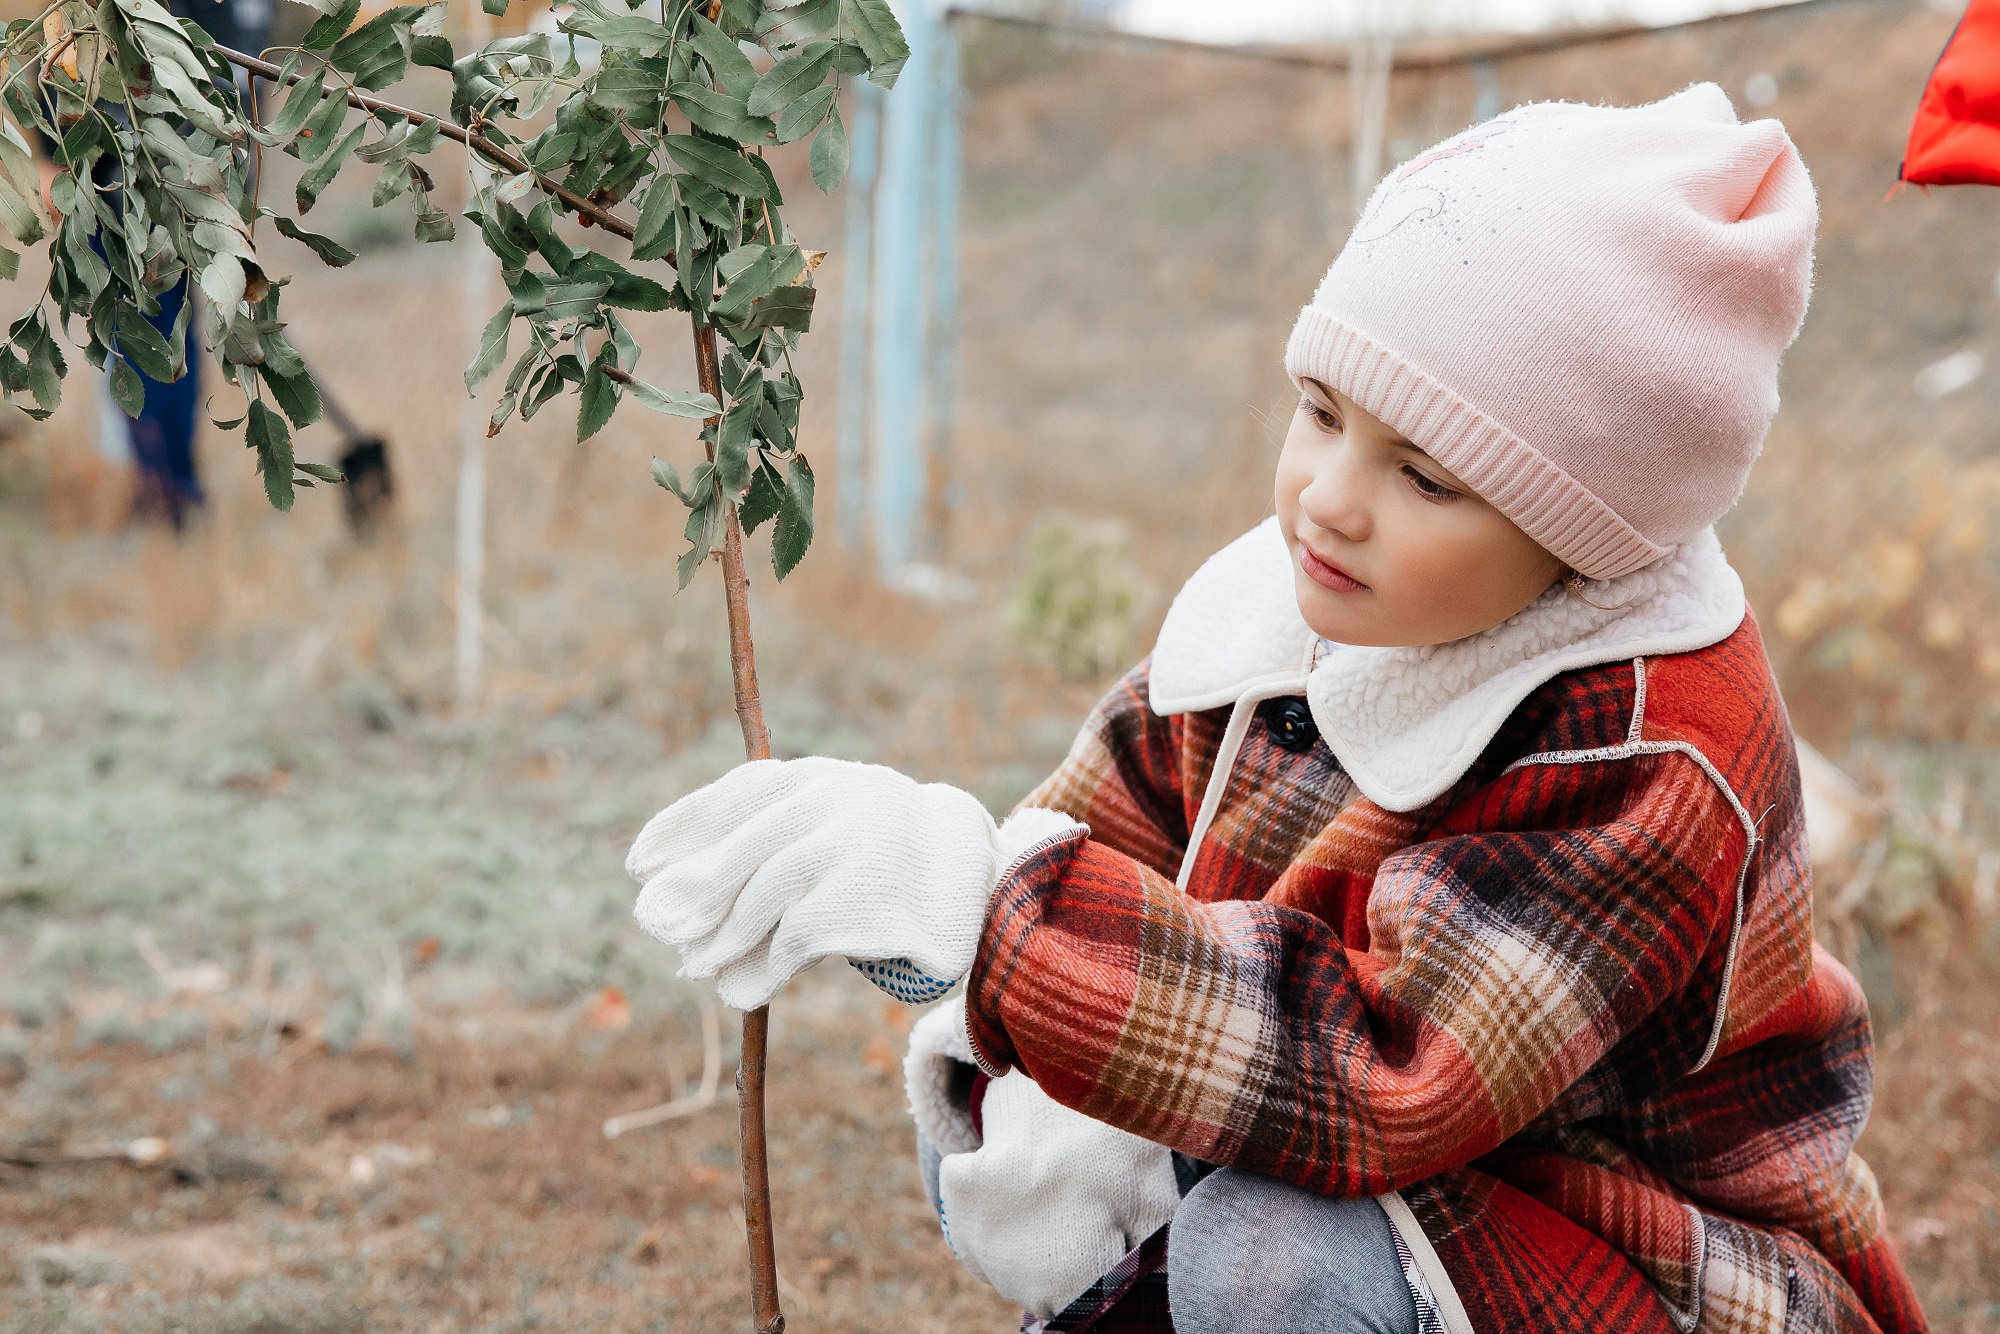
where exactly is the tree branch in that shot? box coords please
[690,316,783,1334]
[209,44,639,242]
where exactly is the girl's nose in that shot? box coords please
[1299,446,1371,544]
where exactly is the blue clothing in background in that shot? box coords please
[123,280,203,523]
[117,0,267,526]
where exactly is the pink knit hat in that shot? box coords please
[1285,83,1816,579]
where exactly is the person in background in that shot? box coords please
[35,0,269,528]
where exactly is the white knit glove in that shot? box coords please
[627,757,1081,1010]
[906,998,1181,1320]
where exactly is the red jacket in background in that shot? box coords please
[1903,0,2000,186]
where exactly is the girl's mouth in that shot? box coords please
[1300,544,1370,594]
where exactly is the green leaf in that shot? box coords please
[809,104,849,192]
[301,0,360,50]
[141,45,233,138]
[21,321,63,415]
[773,83,836,145]
[115,310,179,382]
[738,457,783,534]
[590,62,664,114]
[0,119,40,197]
[526,129,579,172]
[355,118,413,164]
[297,120,367,212]
[744,283,815,332]
[0,178,45,246]
[372,163,410,207]
[297,461,346,482]
[747,41,834,118]
[651,456,688,502]
[505,268,547,315]
[678,176,737,231]
[713,244,805,323]
[828,37,870,75]
[631,181,677,263]
[260,362,324,429]
[688,13,759,96]
[293,81,351,162]
[248,400,296,511]
[714,383,760,496]
[272,215,356,266]
[771,454,815,579]
[668,82,773,143]
[331,6,426,91]
[267,68,330,141]
[678,492,725,588]
[472,207,531,270]
[840,0,909,87]
[577,347,619,442]
[465,303,512,392]
[0,243,17,282]
[544,276,612,322]
[757,0,839,46]
[487,390,518,433]
[741,151,785,207]
[260,329,309,381]
[664,136,770,201]
[574,255,674,311]
[414,208,455,243]
[561,3,671,51]
[619,376,720,420]
[482,0,508,15]
[199,255,247,315]
[522,199,576,274]
[520,360,567,420]
[108,355,145,418]
[410,34,454,69]
[678,237,718,315]
[404,117,443,155]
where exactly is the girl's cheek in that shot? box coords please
[1273,454,1308,521]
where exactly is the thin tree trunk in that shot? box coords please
[690,317,783,1334]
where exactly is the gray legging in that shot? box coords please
[916,1134,1420,1332]
[1168,1169,1420,1334]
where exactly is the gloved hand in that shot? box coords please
[627,757,1081,1010]
[906,998,1182,1321]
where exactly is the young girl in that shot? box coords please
[629,85,1930,1334]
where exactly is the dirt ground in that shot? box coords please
[0,965,1020,1332]
[0,633,1027,1333]
[3,0,2000,1329]
[0,631,1993,1333]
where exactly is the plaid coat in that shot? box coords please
[963,610,1928,1333]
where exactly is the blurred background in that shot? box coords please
[2,0,1997,1328]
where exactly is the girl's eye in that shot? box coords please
[1300,397,1342,433]
[1402,464,1459,502]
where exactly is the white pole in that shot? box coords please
[1350,0,1393,217]
[454,0,494,716]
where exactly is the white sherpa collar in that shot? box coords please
[1149,517,1745,812]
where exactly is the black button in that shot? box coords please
[1262,698,1319,754]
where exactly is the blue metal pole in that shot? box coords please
[868,0,938,574]
[836,82,883,555]
[923,14,962,557]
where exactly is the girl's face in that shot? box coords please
[1275,380,1564,647]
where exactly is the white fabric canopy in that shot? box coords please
[1115,0,1812,44]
